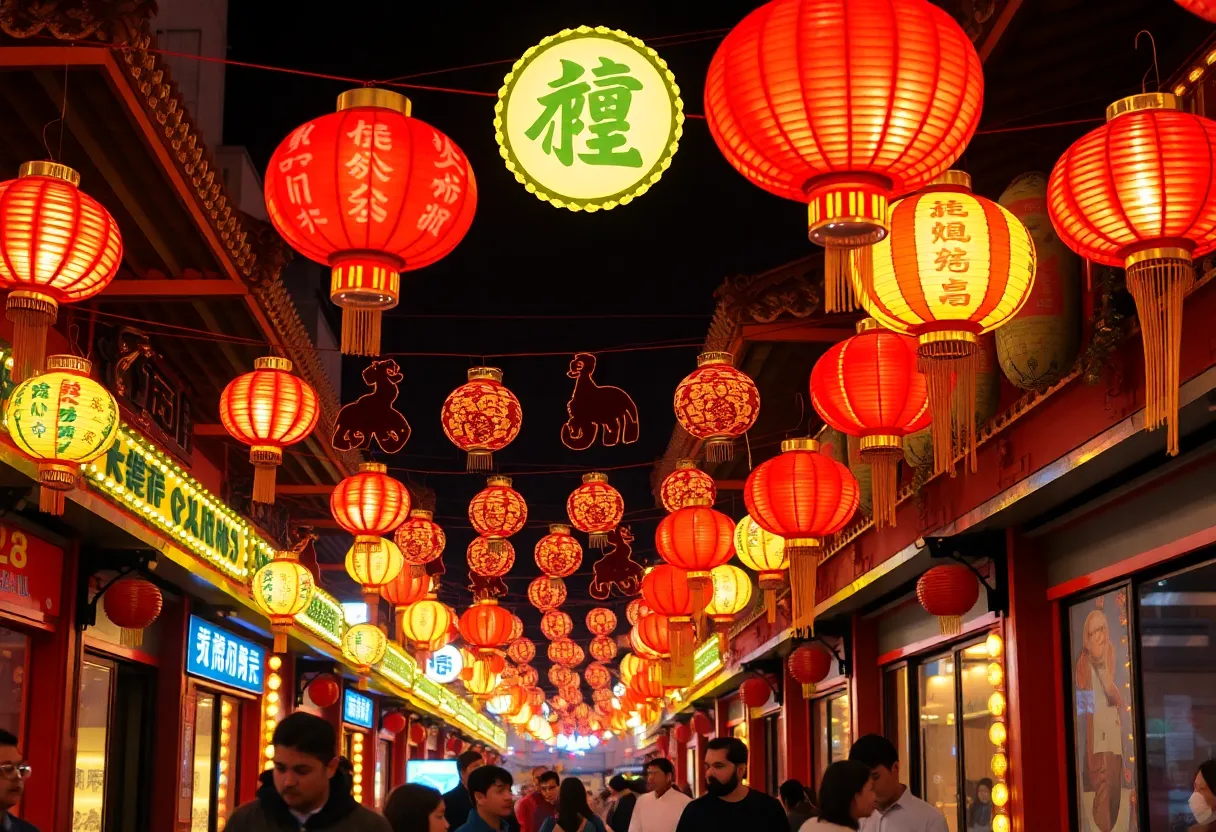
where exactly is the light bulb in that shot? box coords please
[988,692,1006,717]
[269,655,283,671]
[266,704,279,717]
[992,814,1010,832]
[991,783,1009,808]
[987,662,1004,688]
[986,632,1003,658]
[989,721,1007,747]
[265,744,275,758]
[267,691,280,704]
[991,752,1007,777]
[268,674,282,691]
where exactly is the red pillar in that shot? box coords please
[149,593,191,832]
[430,726,445,760]
[714,697,729,737]
[782,661,811,785]
[392,729,408,787]
[850,614,880,739]
[674,734,688,789]
[746,711,766,790]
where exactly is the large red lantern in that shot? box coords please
[705,0,983,313]
[265,89,476,356]
[692,712,713,736]
[674,723,692,745]
[641,565,701,681]
[788,643,835,698]
[534,524,584,589]
[332,462,411,535]
[458,599,514,657]
[381,570,431,636]
[0,162,123,382]
[548,638,584,668]
[811,320,931,527]
[745,438,859,632]
[102,577,163,647]
[541,610,574,641]
[629,625,663,661]
[1049,92,1216,457]
[382,711,408,735]
[467,536,515,578]
[507,637,536,665]
[527,576,566,611]
[394,509,446,576]
[589,635,618,663]
[441,367,522,471]
[740,676,772,709]
[635,613,672,658]
[660,459,717,513]
[566,473,625,549]
[585,607,617,636]
[916,564,980,636]
[654,498,735,603]
[673,352,760,461]
[630,666,663,701]
[220,357,319,504]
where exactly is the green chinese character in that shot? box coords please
[30,383,49,400]
[200,506,215,548]
[56,425,75,453]
[581,57,643,167]
[29,402,46,418]
[146,465,166,509]
[526,59,590,166]
[59,407,77,424]
[216,518,230,558]
[104,445,125,480]
[125,452,146,499]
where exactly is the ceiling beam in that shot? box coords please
[101,280,250,298]
[741,322,855,343]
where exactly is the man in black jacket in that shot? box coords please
[605,775,638,832]
[444,750,487,829]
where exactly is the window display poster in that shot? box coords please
[1070,587,1139,832]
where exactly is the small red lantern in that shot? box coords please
[527,576,566,611]
[1177,1,1216,24]
[541,610,573,641]
[441,367,522,471]
[507,637,536,665]
[642,565,700,672]
[548,638,584,668]
[660,459,717,513]
[446,736,464,755]
[589,635,618,663]
[458,599,514,656]
[916,564,980,635]
[331,462,411,535]
[394,509,447,577]
[788,644,835,698]
[383,711,408,735]
[673,352,760,461]
[518,665,539,687]
[674,723,692,744]
[534,524,584,587]
[308,673,342,709]
[567,473,625,549]
[409,722,427,746]
[469,476,527,554]
[692,711,713,736]
[654,498,735,603]
[102,577,163,648]
[584,662,612,690]
[740,676,772,709]
[467,536,515,577]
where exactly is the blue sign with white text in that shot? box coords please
[344,689,374,729]
[186,615,265,695]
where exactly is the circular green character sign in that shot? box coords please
[494,26,684,212]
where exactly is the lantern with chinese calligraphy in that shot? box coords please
[508,637,536,665]
[862,171,1035,475]
[641,565,701,685]
[733,515,788,624]
[345,537,404,608]
[527,576,566,611]
[7,355,119,515]
[1049,93,1216,456]
[265,89,477,356]
[102,577,163,648]
[705,0,983,313]
[541,610,573,641]
[916,563,980,635]
[660,459,717,512]
[585,662,611,690]
[467,536,515,578]
[526,686,546,710]
[393,509,446,577]
[219,357,319,505]
[459,599,514,658]
[705,563,753,652]
[566,473,625,549]
[441,367,522,471]
[252,549,316,652]
[342,623,388,688]
[549,664,575,689]
[626,598,650,626]
[548,638,583,667]
[810,319,931,527]
[534,524,584,589]
[589,635,618,663]
[0,162,123,382]
[398,594,453,661]
[381,569,430,638]
[585,607,617,636]
[673,352,760,461]
[635,613,671,659]
[469,476,527,554]
[508,613,524,642]
[788,643,834,698]
[745,438,859,632]
[655,498,735,604]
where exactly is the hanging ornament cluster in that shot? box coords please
[441,367,522,471]
[394,509,446,577]
[567,472,625,549]
[560,353,641,449]
[672,352,760,461]
[265,88,477,356]
[334,463,409,606]
[252,548,316,652]
[534,524,583,589]
[468,475,527,554]
[733,515,788,624]
[660,459,717,513]
[332,359,411,453]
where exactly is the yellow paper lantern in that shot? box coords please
[345,537,404,605]
[705,564,753,652]
[398,595,454,660]
[252,549,315,652]
[733,514,787,623]
[506,702,533,725]
[466,659,502,698]
[7,355,119,514]
[527,713,553,742]
[342,623,387,688]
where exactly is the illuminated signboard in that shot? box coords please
[343,689,375,730]
[186,616,265,694]
[494,25,683,212]
[425,645,464,684]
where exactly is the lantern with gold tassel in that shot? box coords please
[704,564,753,653]
[251,548,316,652]
[733,515,787,624]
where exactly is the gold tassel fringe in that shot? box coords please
[919,342,978,476]
[589,532,608,549]
[467,450,491,472]
[120,627,144,648]
[6,292,56,383]
[787,542,820,634]
[1126,257,1191,457]
[341,307,382,357]
[705,437,734,462]
[273,632,288,654]
[937,615,963,636]
[865,449,901,529]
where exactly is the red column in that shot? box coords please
[746,712,766,790]
[430,726,445,760]
[714,698,729,737]
[149,593,191,832]
[850,614,880,739]
[782,661,811,785]
[392,731,408,787]
[674,734,688,789]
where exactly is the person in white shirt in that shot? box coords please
[628,759,690,832]
[849,736,949,832]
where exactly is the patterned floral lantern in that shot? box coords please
[704,564,753,652]
[548,638,584,668]
[534,524,584,587]
[585,607,617,636]
[916,564,980,635]
[252,549,316,652]
[589,635,618,663]
[584,662,612,690]
[566,473,625,549]
[655,498,735,603]
[788,643,835,698]
[549,665,576,689]
[625,598,651,626]
[486,684,526,716]
[508,613,525,642]
[526,686,546,710]
[381,570,431,638]
[7,355,119,514]
[592,688,614,708]
[527,576,566,611]
[102,577,163,648]
[519,665,540,687]
[541,610,573,641]
[441,367,522,470]
[398,594,453,661]
[469,475,527,554]
[467,536,515,577]
[660,459,717,512]
[393,509,446,577]
[733,515,788,624]
[342,623,388,689]
[673,352,760,461]
[459,599,514,658]
[345,537,404,608]
[508,637,536,665]
[265,88,477,356]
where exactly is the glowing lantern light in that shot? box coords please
[585,662,612,690]
[468,475,527,554]
[641,565,701,683]
[788,643,834,698]
[635,614,671,658]
[519,665,540,687]
[534,524,584,587]
[342,623,388,688]
[549,665,575,689]
[916,564,980,635]
[704,563,753,652]
[541,610,574,641]
[507,702,534,726]
[674,723,692,744]
[308,674,341,709]
[465,659,502,701]
[740,676,771,709]
[467,536,515,577]
[630,625,663,661]
[331,462,411,535]
[654,498,735,604]
[508,614,525,642]
[459,599,514,658]
[1177,0,1216,22]
[527,575,566,611]
[219,357,319,504]
[630,665,663,701]
[102,577,163,648]
[660,459,717,512]
[744,438,859,632]
[625,598,650,626]
[345,537,404,607]
[526,686,546,710]
[487,684,525,716]
[441,367,522,471]
[733,514,788,624]
[252,548,316,652]
[705,0,983,313]
[585,607,617,636]
[381,569,431,638]
[393,509,446,577]
[398,594,453,662]
[589,635,618,663]
[0,162,122,382]
[566,472,625,549]
[265,89,476,356]
[507,637,537,665]
[672,352,760,461]
[548,638,584,668]
[810,319,931,527]
[7,355,119,514]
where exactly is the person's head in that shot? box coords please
[644,758,675,795]
[608,775,630,797]
[976,777,993,806]
[704,737,748,797]
[779,779,808,811]
[0,730,28,812]
[848,734,902,808]
[457,750,485,786]
[270,712,339,813]
[1192,760,1216,823]
[816,761,875,829]
[385,783,447,832]
[531,766,548,786]
[469,765,515,821]
[556,777,592,830]
[537,770,560,804]
[1083,610,1110,661]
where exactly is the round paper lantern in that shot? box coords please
[1177,0,1216,21]
[534,523,584,587]
[916,564,980,635]
[398,594,454,661]
[660,458,717,512]
[446,736,465,755]
[863,171,1035,474]
[486,684,525,716]
[0,162,122,382]
[673,352,760,461]
[739,676,771,709]
[654,498,735,602]
[548,638,584,668]
[508,613,525,642]
[219,356,319,504]
[629,624,663,661]
[549,665,575,689]
[381,569,431,638]
[589,634,618,663]
[465,659,502,699]
[705,564,753,650]
[383,711,408,735]
[810,319,931,527]
[692,711,713,736]
[642,565,701,672]
[252,548,316,652]
[7,355,119,515]
[625,598,651,626]
[788,643,834,698]
[345,537,404,605]
[593,687,614,706]
[585,607,617,636]
[265,89,476,355]
[526,686,546,710]
[733,514,788,623]
[1049,93,1216,456]
[705,0,983,312]
[469,475,527,553]
[674,723,692,744]
[441,367,522,471]
[527,575,567,611]
[541,610,574,641]
[309,674,342,709]
[507,637,536,665]
[102,577,163,648]
[331,462,411,535]
[393,509,446,576]
[459,599,514,657]
[566,472,625,549]
[745,438,859,631]
[635,614,671,658]
[584,662,612,690]
[507,702,534,726]
[467,536,515,578]
[630,666,662,701]
[342,623,388,687]
[518,665,539,687]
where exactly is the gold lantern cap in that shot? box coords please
[359,462,388,474]
[856,318,883,335]
[1106,92,1181,121]
[274,548,302,562]
[674,458,699,470]
[468,367,503,382]
[696,351,733,367]
[337,87,412,116]
[582,472,608,484]
[930,169,972,191]
[254,356,293,373]
[45,354,92,375]
[487,474,513,487]
[549,523,571,535]
[408,508,434,520]
[683,497,713,508]
[19,161,81,187]
[781,437,820,453]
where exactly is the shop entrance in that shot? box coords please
[188,685,244,832]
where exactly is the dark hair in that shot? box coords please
[468,765,513,800]
[779,779,809,808]
[538,770,560,786]
[457,750,484,775]
[1199,760,1216,792]
[644,758,675,777]
[706,736,748,765]
[849,734,898,771]
[271,712,336,763]
[976,777,993,791]
[608,775,631,793]
[816,760,872,829]
[556,777,593,832]
[0,730,17,749]
[384,783,443,832]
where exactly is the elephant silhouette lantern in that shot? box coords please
[561,353,639,450]
[333,359,411,454]
[589,526,644,599]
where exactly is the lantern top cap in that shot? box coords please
[683,497,713,508]
[408,508,434,520]
[781,437,820,453]
[45,354,92,375]
[856,318,884,334]
[19,160,81,186]
[468,366,503,382]
[359,462,388,474]
[931,170,972,190]
[273,548,302,562]
[674,458,699,470]
[487,475,513,487]
[254,356,293,373]
[337,87,413,116]
[696,351,734,367]
[582,472,608,484]
[1106,92,1181,121]
[549,523,572,535]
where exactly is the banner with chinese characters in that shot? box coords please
[343,688,375,729]
[186,616,266,695]
[0,519,63,617]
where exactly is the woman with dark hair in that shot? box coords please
[386,783,449,832]
[967,777,993,831]
[539,779,608,832]
[1190,759,1216,830]
[798,761,875,831]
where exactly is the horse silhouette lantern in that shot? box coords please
[588,525,644,599]
[561,353,639,450]
[333,359,411,454]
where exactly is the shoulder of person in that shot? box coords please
[799,821,852,832]
[223,799,266,831]
[353,802,395,831]
[11,817,42,832]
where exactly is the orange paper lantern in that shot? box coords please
[654,498,735,604]
[566,473,625,549]
[916,564,980,635]
[660,459,717,512]
[507,637,536,666]
[585,607,617,636]
[541,610,574,641]
[468,475,527,553]
[458,599,514,656]
[467,536,515,577]
[381,569,431,637]
[548,638,584,668]
[527,576,566,611]
[534,524,584,588]
[393,509,446,576]
[589,634,618,663]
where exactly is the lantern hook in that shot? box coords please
[802,635,851,678]
[923,533,1008,616]
[76,548,158,631]
[1135,30,1161,94]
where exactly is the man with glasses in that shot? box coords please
[0,730,35,832]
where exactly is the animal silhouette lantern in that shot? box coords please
[468,571,508,602]
[588,526,644,600]
[333,359,411,453]
[560,353,640,449]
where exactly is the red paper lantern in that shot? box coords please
[441,367,522,471]
[673,352,760,461]
[654,499,735,602]
[527,686,546,709]
[534,524,584,586]
[1177,0,1216,22]
[527,576,567,612]
[584,662,612,690]
[381,570,431,635]
[660,459,717,513]
[383,711,408,735]
[629,625,663,661]
[220,357,319,504]
[446,736,464,754]
[674,723,692,744]
[788,644,835,698]
[332,462,411,535]
[0,162,123,382]
[705,0,983,312]
[1049,93,1216,456]
[585,607,617,636]
[566,473,625,549]
[394,509,446,576]
[740,676,771,709]
[641,565,701,673]
[517,665,539,687]
[549,664,576,689]
[625,598,651,626]
[916,564,980,636]
[589,635,618,663]
[309,673,342,709]
[548,638,584,668]
[692,711,713,736]
[630,666,662,701]
[541,610,574,641]
[102,577,163,647]
[265,89,476,356]
[635,613,671,658]
[507,637,536,665]
[508,614,524,642]
[467,536,515,577]
[745,438,858,631]
[468,476,527,553]
[458,599,514,655]
[810,320,931,527]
